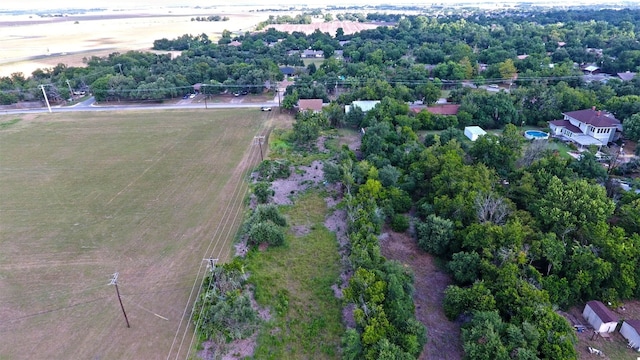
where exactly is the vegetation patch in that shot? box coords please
[0,118,20,130]
[245,192,343,359]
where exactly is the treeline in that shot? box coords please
[190,15,229,22]
[255,14,312,30]
[309,93,640,359]
[4,9,640,107]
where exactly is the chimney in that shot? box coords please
[598,110,601,116]
[592,106,596,111]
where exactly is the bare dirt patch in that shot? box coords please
[379,230,464,360]
[270,160,325,205]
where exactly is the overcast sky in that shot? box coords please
[0,0,622,11]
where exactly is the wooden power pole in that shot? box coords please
[110,272,130,328]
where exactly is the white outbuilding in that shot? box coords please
[620,319,640,350]
[464,126,487,141]
[583,300,618,333]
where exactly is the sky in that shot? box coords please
[0,0,628,11]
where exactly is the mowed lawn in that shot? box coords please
[0,109,266,359]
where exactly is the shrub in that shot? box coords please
[253,181,273,204]
[248,221,285,246]
[390,214,409,232]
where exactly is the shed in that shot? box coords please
[346,100,380,114]
[583,300,618,333]
[620,320,640,350]
[464,126,486,141]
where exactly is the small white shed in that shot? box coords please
[346,100,380,113]
[583,300,618,333]
[620,319,640,350]
[464,126,486,141]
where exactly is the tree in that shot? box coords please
[623,113,640,142]
[569,151,608,181]
[416,214,454,255]
[533,176,615,237]
[448,251,481,284]
[498,59,517,82]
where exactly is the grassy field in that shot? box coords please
[245,192,343,359]
[0,109,269,359]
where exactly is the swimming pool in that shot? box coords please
[524,130,549,140]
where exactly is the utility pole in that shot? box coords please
[277,89,281,113]
[254,136,265,161]
[40,85,52,113]
[65,79,74,101]
[109,272,130,328]
[203,258,218,272]
[203,85,207,109]
[117,63,123,76]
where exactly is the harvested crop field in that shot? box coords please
[266,20,387,36]
[0,109,269,359]
[0,10,267,76]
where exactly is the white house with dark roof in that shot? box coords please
[583,300,619,333]
[549,108,621,148]
[621,319,640,350]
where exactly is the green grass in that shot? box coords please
[547,139,575,159]
[245,192,343,360]
[0,109,264,360]
[0,118,20,129]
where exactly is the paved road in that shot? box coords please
[1,96,278,115]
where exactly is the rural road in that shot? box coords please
[1,96,278,115]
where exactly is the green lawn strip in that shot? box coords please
[246,192,343,360]
[0,118,20,129]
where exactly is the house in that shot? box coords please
[464,126,486,141]
[279,66,296,77]
[620,319,640,350]
[346,100,380,113]
[298,99,324,113]
[228,40,242,47]
[583,65,600,75]
[549,108,622,149]
[583,300,618,333]
[301,49,324,58]
[557,41,566,47]
[618,71,636,81]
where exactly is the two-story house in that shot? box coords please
[549,107,622,149]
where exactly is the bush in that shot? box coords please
[248,221,285,246]
[255,159,291,181]
[390,214,410,232]
[253,182,273,204]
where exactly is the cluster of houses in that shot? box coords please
[583,300,640,351]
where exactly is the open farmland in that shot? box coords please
[0,109,268,359]
[0,9,267,77]
[266,20,384,36]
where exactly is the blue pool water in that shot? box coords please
[524,130,549,140]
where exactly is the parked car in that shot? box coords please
[260,106,272,111]
[233,92,240,97]
[241,90,248,95]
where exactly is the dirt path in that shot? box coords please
[380,231,464,360]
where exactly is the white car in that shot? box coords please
[260,106,272,111]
